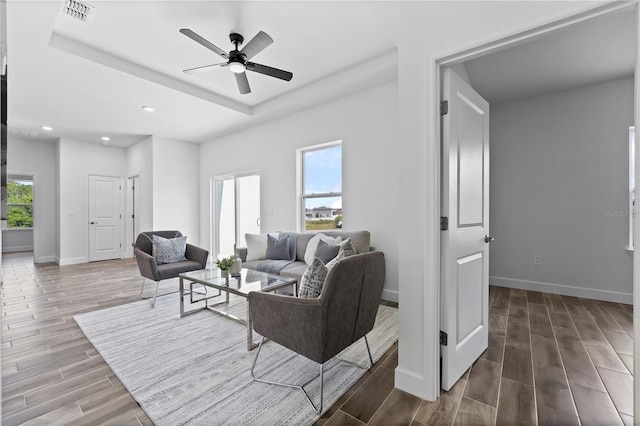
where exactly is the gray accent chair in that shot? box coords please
[248,251,385,414]
[134,230,209,307]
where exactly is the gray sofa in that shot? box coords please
[238,230,371,281]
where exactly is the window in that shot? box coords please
[7,175,33,229]
[298,141,342,231]
[629,126,635,251]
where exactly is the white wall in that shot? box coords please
[2,229,32,253]
[390,0,603,402]
[5,136,56,262]
[152,136,200,246]
[199,81,400,301]
[58,138,127,265]
[490,77,634,303]
[127,136,154,235]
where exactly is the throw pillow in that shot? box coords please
[152,235,187,264]
[325,250,346,270]
[314,239,339,264]
[304,233,342,265]
[265,234,290,260]
[298,258,328,298]
[338,238,358,257]
[245,233,279,261]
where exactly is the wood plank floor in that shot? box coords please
[1,252,634,425]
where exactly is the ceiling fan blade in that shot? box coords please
[240,31,273,60]
[182,63,226,74]
[246,62,293,81]
[180,29,229,59]
[235,72,251,94]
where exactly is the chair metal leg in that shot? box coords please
[140,278,146,297]
[151,280,160,308]
[335,335,375,370]
[364,335,374,367]
[251,337,324,414]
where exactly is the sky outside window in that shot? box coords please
[304,145,342,209]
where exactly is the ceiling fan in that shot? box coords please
[180,29,293,95]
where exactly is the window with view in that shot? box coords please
[7,176,33,229]
[298,141,342,231]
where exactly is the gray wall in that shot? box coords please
[489,77,634,303]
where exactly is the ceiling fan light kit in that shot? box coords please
[180,29,293,95]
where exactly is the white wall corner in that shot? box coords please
[381,288,399,303]
[394,367,432,401]
[34,255,56,264]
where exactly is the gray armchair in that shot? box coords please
[134,230,209,307]
[248,251,385,414]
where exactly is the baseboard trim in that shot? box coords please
[58,256,88,266]
[2,246,34,253]
[35,256,56,264]
[490,276,632,304]
[382,288,399,303]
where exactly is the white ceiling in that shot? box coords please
[5,2,637,148]
[7,1,397,147]
[464,7,636,104]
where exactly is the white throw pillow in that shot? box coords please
[304,233,342,265]
[245,233,279,261]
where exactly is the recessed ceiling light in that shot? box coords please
[101,136,111,141]
[142,106,156,112]
[41,125,53,131]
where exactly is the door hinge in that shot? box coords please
[120,243,122,248]
[119,214,122,219]
[440,331,448,346]
[440,100,449,116]
[440,216,448,231]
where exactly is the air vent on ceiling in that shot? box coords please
[63,0,94,22]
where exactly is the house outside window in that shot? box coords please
[298,141,342,231]
[7,176,33,229]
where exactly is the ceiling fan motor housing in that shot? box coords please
[229,33,244,46]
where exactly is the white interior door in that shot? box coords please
[441,68,491,390]
[89,175,122,261]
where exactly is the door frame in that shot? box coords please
[126,174,140,258]
[424,1,638,404]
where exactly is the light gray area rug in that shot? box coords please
[74,290,398,425]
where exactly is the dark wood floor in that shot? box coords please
[1,252,634,425]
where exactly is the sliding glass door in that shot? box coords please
[213,172,260,259]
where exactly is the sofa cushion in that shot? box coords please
[278,261,308,280]
[266,234,290,260]
[298,258,328,298]
[314,239,340,264]
[152,235,187,264]
[156,260,203,280]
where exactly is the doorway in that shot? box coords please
[127,175,140,258]
[435,0,638,419]
[212,172,261,260]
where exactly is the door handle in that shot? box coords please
[484,235,495,243]
[256,218,261,227]
[90,221,98,225]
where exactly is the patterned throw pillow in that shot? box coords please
[152,235,187,264]
[298,258,328,298]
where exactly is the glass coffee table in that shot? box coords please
[179,268,298,350]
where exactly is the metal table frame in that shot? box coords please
[179,269,297,350]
